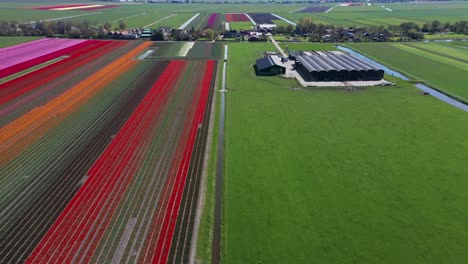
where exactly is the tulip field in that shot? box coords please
[0,38,217,263]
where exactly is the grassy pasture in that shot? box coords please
[0,36,40,47]
[224,42,468,264]
[449,41,468,48]
[271,19,291,27]
[424,33,468,40]
[228,21,253,30]
[187,13,210,30]
[345,42,468,101]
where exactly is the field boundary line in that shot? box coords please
[111,12,147,23]
[29,12,102,24]
[244,13,256,25]
[271,13,296,26]
[211,45,228,264]
[0,56,68,85]
[179,13,200,30]
[143,13,176,28]
[189,59,220,264]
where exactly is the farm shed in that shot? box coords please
[254,55,286,76]
[295,51,384,82]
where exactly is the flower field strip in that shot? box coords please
[72,62,187,264]
[206,13,219,29]
[168,60,216,264]
[140,60,215,264]
[85,61,199,264]
[25,59,216,263]
[0,38,49,52]
[0,40,120,106]
[0,41,131,165]
[225,13,250,22]
[89,60,214,264]
[247,13,278,24]
[0,55,67,85]
[90,61,201,264]
[0,41,87,80]
[0,61,167,263]
[0,38,86,77]
[0,41,141,127]
[0,41,126,126]
[0,41,148,167]
[0,40,148,206]
[26,60,187,263]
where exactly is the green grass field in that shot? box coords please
[0,36,40,48]
[345,42,468,101]
[228,21,253,31]
[423,33,468,40]
[0,1,466,29]
[224,42,468,264]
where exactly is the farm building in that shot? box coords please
[254,55,286,76]
[293,51,384,82]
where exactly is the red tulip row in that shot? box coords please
[225,13,251,22]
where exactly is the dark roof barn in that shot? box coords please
[254,56,286,76]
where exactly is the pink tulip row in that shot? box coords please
[0,38,87,71]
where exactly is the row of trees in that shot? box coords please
[0,20,129,38]
[282,17,468,42]
[151,27,218,41]
[0,17,467,42]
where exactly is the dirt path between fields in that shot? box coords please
[143,14,176,28]
[211,53,227,264]
[189,56,221,264]
[29,12,102,24]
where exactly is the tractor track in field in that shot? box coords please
[404,43,468,64]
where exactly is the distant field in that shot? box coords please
[148,42,222,59]
[0,36,40,48]
[424,33,468,40]
[224,42,468,264]
[0,2,466,28]
[283,1,468,27]
[228,21,253,30]
[345,42,468,101]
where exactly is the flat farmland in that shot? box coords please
[148,42,222,59]
[0,38,218,263]
[282,1,468,27]
[224,42,468,264]
[0,2,466,29]
[345,42,468,101]
[228,21,253,30]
